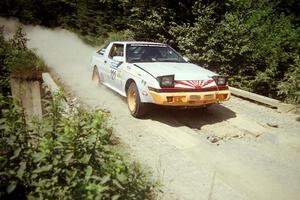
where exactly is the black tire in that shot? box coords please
[92,66,100,83]
[127,82,148,118]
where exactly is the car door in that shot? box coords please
[93,46,108,83]
[104,43,124,90]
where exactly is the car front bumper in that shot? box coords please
[149,90,231,106]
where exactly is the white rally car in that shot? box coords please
[91,41,231,117]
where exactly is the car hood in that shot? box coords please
[133,62,217,80]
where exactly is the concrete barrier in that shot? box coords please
[229,87,298,114]
[42,73,60,93]
[10,78,43,121]
[42,73,69,111]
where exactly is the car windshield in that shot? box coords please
[126,44,186,63]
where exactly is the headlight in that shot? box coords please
[213,76,228,86]
[157,75,175,88]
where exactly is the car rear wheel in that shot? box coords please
[92,66,100,83]
[127,82,148,118]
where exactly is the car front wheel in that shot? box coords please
[127,82,148,118]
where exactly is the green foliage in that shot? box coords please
[0,26,46,83]
[103,31,135,47]
[168,0,300,103]
[0,27,11,96]
[169,2,218,62]
[1,0,299,103]
[278,56,300,104]
[0,94,158,199]
[129,7,174,43]
[6,26,47,75]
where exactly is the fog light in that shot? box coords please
[217,94,227,100]
[166,96,173,102]
[174,96,185,102]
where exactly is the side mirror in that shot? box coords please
[183,56,189,62]
[113,56,124,63]
[97,48,106,55]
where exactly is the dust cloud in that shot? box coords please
[0,17,127,114]
[1,17,96,82]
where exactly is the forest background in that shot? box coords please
[1,0,299,104]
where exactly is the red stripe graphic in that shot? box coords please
[175,80,215,89]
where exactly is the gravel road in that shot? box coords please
[1,18,300,200]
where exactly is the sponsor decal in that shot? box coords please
[110,60,122,69]
[110,69,117,80]
[110,60,123,80]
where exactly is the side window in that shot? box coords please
[159,48,175,58]
[109,44,124,58]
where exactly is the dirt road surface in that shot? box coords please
[1,18,300,200]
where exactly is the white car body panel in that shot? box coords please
[91,41,229,105]
[134,62,217,80]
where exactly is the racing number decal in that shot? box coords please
[110,60,122,80]
[110,68,117,80]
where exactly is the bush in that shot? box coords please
[0,94,158,199]
[0,27,11,96]
[277,56,300,104]
[0,26,158,199]
[129,7,174,44]
[0,25,46,83]
[102,31,135,47]
[5,26,46,77]
[169,0,300,103]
